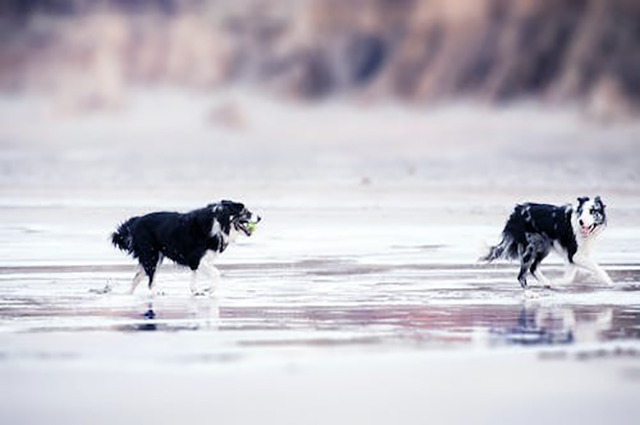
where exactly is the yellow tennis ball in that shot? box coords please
[246,222,258,233]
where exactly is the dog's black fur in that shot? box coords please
[482,196,609,288]
[112,200,257,292]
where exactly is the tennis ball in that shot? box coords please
[246,221,258,233]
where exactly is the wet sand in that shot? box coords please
[2,195,640,425]
[1,93,640,424]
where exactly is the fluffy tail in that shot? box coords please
[480,234,517,262]
[111,218,137,253]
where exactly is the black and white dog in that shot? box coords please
[482,196,613,288]
[112,200,260,296]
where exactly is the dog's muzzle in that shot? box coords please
[579,223,597,236]
[236,215,261,236]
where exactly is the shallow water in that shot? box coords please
[2,200,640,359]
[2,95,640,424]
[2,201,640,425]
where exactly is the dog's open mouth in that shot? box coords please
[580,223,597,236]
[235,221,251,236]
[235,217,260,236]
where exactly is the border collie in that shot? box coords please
[481,196,612,288]
[112,200,260,296]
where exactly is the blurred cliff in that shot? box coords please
[1,0,639,116]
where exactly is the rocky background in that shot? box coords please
[1,0,639,116]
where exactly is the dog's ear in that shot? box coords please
[577,196,589,206]
[594,196,605,209]
[221,200,245,215]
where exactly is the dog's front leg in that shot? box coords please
[204,263,221,296]
[531,269,552,287]
[573,255,614,286]
[554,263,578,286]
[192,255,220,297]
[201,251,221,296]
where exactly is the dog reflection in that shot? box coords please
[188,297,221,331]
[133,299,221,332]
[490,305,613,346]
[135,302,157,331]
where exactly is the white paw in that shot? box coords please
[202,287,217,297]
[89,282,113,295]
[537,278,553,289]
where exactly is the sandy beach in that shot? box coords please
[1,91,640,424]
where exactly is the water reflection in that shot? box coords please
[488,305,614,346]
[136,303,157,332]
[117,300,640,349]
[5,285,640,350]
[126,298,221,332]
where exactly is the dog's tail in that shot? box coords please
[480,233,518,262]
[111,218,137,253]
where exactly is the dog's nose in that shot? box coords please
[579,219,584,226]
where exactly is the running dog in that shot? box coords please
[482,196,613,288]
[112,200,260,296]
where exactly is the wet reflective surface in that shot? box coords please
[2,200,640,425]
[3,91,640,424]
[2,257,640,358]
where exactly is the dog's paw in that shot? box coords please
[518,278,528,290]
[89,282,113,295]
[200,287,217,297]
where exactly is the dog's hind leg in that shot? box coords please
[148,254,165,296]
[190,270,198,295]
[129,265,145,295]
[517,244,535,289]
[148,274,158,297]
[139,251,160,296]
[530,254,551,287]
[524,234,551,288]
